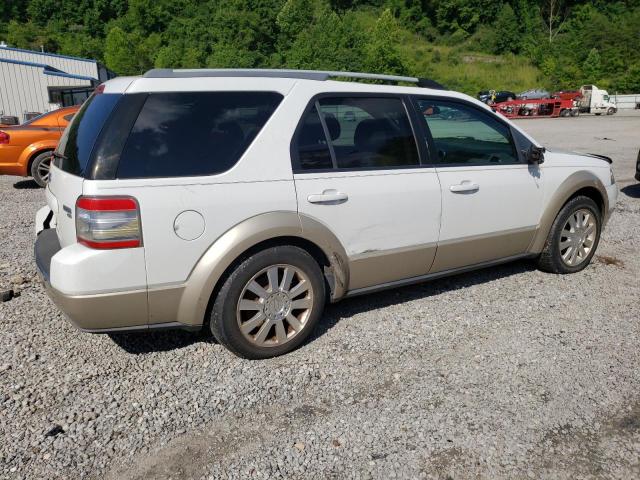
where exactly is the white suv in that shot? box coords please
[34,69,618,359]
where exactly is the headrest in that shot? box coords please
[354,118,394,152]
[322,112,341,141]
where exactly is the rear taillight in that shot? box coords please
[76,196,142,249]
[0,131,9,144]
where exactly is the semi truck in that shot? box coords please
[579,85,617,115]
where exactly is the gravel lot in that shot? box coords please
[1,112,639,479]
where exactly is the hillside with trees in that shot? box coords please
[2,0,639,94]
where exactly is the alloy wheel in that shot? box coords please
[37,157,51,184]
[559,208,597,267]
[236,264,314,348]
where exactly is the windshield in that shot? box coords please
[55,93,122,176]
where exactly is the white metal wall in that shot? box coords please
[611,94,640,110]
[0,47,98,79]
[0,61,91,119]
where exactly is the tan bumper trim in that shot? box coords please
[46,283,149,331]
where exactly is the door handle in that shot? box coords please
[449,181,479,193]
[307,189,348,205]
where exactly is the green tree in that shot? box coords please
[284,7,367,71]
[493,4,520,54]
[582,47,601,83]
[104,26,159,75]
[364,9,406,75]
[276,0,314,40]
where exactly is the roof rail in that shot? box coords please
[143,68,447,89]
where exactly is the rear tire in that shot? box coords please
[537,196,601,274]
[30,151,52,187]
[210,246,326,359]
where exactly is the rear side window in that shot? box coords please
[295,105,334,170]
[116,92,283,179]
[55,93,121,176]
[294,96,420,171]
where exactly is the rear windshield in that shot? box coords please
[55,93,121,176]
[116,92,283,179]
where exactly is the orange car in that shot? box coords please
[0,106,79,186]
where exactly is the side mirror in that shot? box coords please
[527,145,545,164]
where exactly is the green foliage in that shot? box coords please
[582,47,602,84]
[2,0,640,93]
[493,4,520,54]
[283,8,367,71]
[364,9,406,74]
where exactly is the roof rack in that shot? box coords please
[143,68,446,89]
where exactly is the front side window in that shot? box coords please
[117,92,283,179]
[415,99,519,165]
[295,96,420,171]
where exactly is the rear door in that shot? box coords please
[412,97,543,272]
[49,92,121,246]
[292,95,442,292]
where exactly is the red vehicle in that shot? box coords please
[553,90,583,102]
[492,97,578,119]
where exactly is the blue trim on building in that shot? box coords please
[0,58,96,81]
[43,70,96,81]
[0,57,62,71]
[0,46,97,64]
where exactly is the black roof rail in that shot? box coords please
[417,78,447,90]
[143,68,447,89]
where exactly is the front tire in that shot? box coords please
[30,151,52,187]
[537,196,601,274]
[210,246,326,359]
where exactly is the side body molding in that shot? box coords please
[170,211,349,327]
[528,170,608,254]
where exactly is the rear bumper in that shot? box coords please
[0,146,27,176]
[34,227,197,333]
[0,164,27,176]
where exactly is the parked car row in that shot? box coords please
[0,106,79,186]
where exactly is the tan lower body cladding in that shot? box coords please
[429,226,537,272]
[346,226,537,292]
[142,226,536,328]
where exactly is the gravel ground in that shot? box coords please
[1,112,639,479]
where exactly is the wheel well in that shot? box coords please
[568,187,605,215]
[27,149,53,171]
[202,236,332,328]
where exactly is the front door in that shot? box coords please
[292,95,442,291]
[412,97,543,272]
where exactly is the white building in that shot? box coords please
[0,44,115,123]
